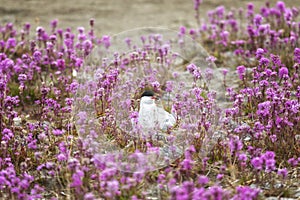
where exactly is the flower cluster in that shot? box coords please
[0,1,299,199]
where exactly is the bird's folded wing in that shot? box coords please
[157,107,176,130]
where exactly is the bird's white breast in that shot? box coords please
[138,96,176,131]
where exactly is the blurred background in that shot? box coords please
[0,0,297,35]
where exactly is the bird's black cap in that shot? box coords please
[141,90,155,97]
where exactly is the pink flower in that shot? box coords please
[251,157,263,170]
[279,66,289,78]
[277,168,288,179]
[236,65,246,80]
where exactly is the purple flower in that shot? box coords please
[6,38,17,49]
[233,186,260,200]
[247,25,257,38]
[194,0,202,11]
[18,74,27,82]
[278,66,288,78]
[258,23,270,35]
[53,129,65,136]
[294,47,300,63]
[260,7,270,17]
[206,55,217,63]
[50,19,58,30]
[205,68,213,81]
[247,3,254,11]
[171,186,189,200]
[106,180,120,197]
[276,1,286,12]
[262,151,275,160]
[100,168,117,181]
[288,158,299,166]
[203,186,227,200]
[157,174,166,184]
[229,136,243,154]
[70,170,84,188]
[198,175,209,185]
[24,22,31,32]
[277,168,288,179]
[193,69,202,80]
[151,81,160,90]
[101,35,111,49]
[2,128,14,141]
[285,100,299,113]
[259,80,269,87]
[255,48,265,59]
[57,153,67,162]
[238,153,248,162]
[179,26,186,35]
[221,68,228,76]
[68,81,79,94]
[84,192,95,200]
[265,158,276,172]
[186,63,197,73]
[259,57,270,66]
[45,162,54,169]
[33,50,42,62]
[256,101,271,117]
[130,111,139,119]
[180,158,193,171]
[124,37,131,48]
[165,81,174,92]
[270,134,277,143]
[236,65,246,80]
[28,139,37,150]
[254,14,263,26]
[182,181,195,196]
[187,63,201,80]
[172,72,179,79]
[216,6,225,18]
[77,27,85,34]
[216,173,224,180]
[189,29,197,39]
[251,157,263,170]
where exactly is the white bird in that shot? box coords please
[137,91,176,132]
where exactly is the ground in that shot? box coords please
[0,0,296,35]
